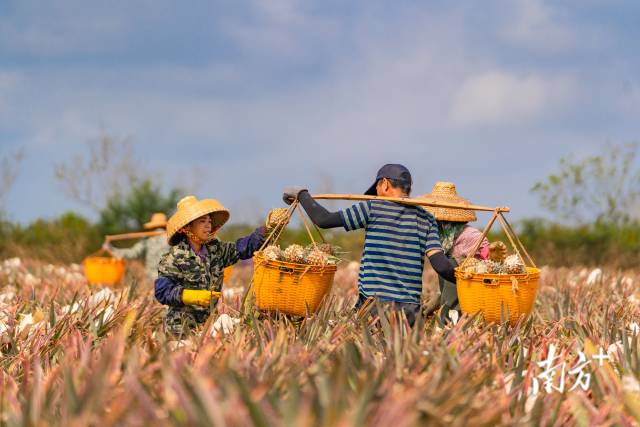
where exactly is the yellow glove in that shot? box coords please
[489,241,508,262]
[266,208,290,232]
[182,289,221,307]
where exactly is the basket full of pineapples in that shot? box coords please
[454,216,541,326]
[252,204,340,317]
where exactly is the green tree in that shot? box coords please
[2,212,101,263]
[531,143,640,224]
[97,179,182,236]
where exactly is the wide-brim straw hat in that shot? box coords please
[144,212,167,230]
[166,196,230,245]
[420,181,477,222]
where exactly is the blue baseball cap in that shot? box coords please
[364,164,413,195]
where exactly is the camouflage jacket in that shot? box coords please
[155,227,265,335]
[111,232,169,280]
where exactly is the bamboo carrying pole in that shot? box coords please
[311,194,510,213]
[105,230,165,242]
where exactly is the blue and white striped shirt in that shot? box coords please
[340,200,442,304]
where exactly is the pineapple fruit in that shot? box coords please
[315,243,334,255]
[263,243,341,266]
[485,260,503,274]
[266,208,290,231]
[503,254,526,274]
[263,245,282,261]
[459,254,526,275]
[283,244,305,263]
[461,258,481,273]
[306,248,329,266]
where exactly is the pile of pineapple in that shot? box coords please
[459,242,526,275]
[261,243,341,267]
[459,254,526,275]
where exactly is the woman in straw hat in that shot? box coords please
[104,212,170,281]
[422,182,501,324]
[154,195,283,337]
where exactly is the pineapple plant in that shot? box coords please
[283,244,305,263]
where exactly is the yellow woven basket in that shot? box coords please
[455,267,540,325]
[83,256,125,286]
[253,251,336,316]
[223,266,233,282]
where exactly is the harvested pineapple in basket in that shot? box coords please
[460,253,526,275]
[262,243,342,267]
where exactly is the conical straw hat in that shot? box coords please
[144,212,167,230]
[166,196,230,245]
[421,182,477,222]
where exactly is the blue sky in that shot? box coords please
[1,0,639,226]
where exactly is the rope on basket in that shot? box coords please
[242,201,331,314]
[458,209,537,272]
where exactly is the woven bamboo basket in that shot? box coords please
[455,267,540,325]
[455,211,540,326]
[223,266,233,282]
[253,252,336,316]
[83,254,125,286]
[250,202,336,317]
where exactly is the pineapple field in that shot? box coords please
[0,256,639,426]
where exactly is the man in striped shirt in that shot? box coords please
[283,164,456,325]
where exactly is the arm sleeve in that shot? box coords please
[339,200,373,231]
[235,226,266,260]
[111,240,146,260]
[428,251,456,283]
[154,276,185,306]
[422,214,444,253]
[218,241,241,268]
[297,191,343,229]
[155,251,185,306]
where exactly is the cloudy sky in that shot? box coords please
[1,0,639,226]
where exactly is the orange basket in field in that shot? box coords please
[251,202,336,317]
[253,252,336,316]
[83,250,125,286]
[455,211,540,326]
[455,267,540,325]
[223,266,234,282]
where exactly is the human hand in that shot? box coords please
[282,186,307,205]
[489,241,507,262]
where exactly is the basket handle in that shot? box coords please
[458,209,537,270]
[259,202,298,251]
[459,209,500,270]
[296,203,326,246]
[258,201,326,251]
[87,247,116,258]
[497,213,536,268]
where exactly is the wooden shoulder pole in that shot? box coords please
[311,193,510,213]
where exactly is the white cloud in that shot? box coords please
[218,0,341,59]
[449,71,573,126]
[0,1,636,224]
[499,0,578,51]
[0,3,129,55]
